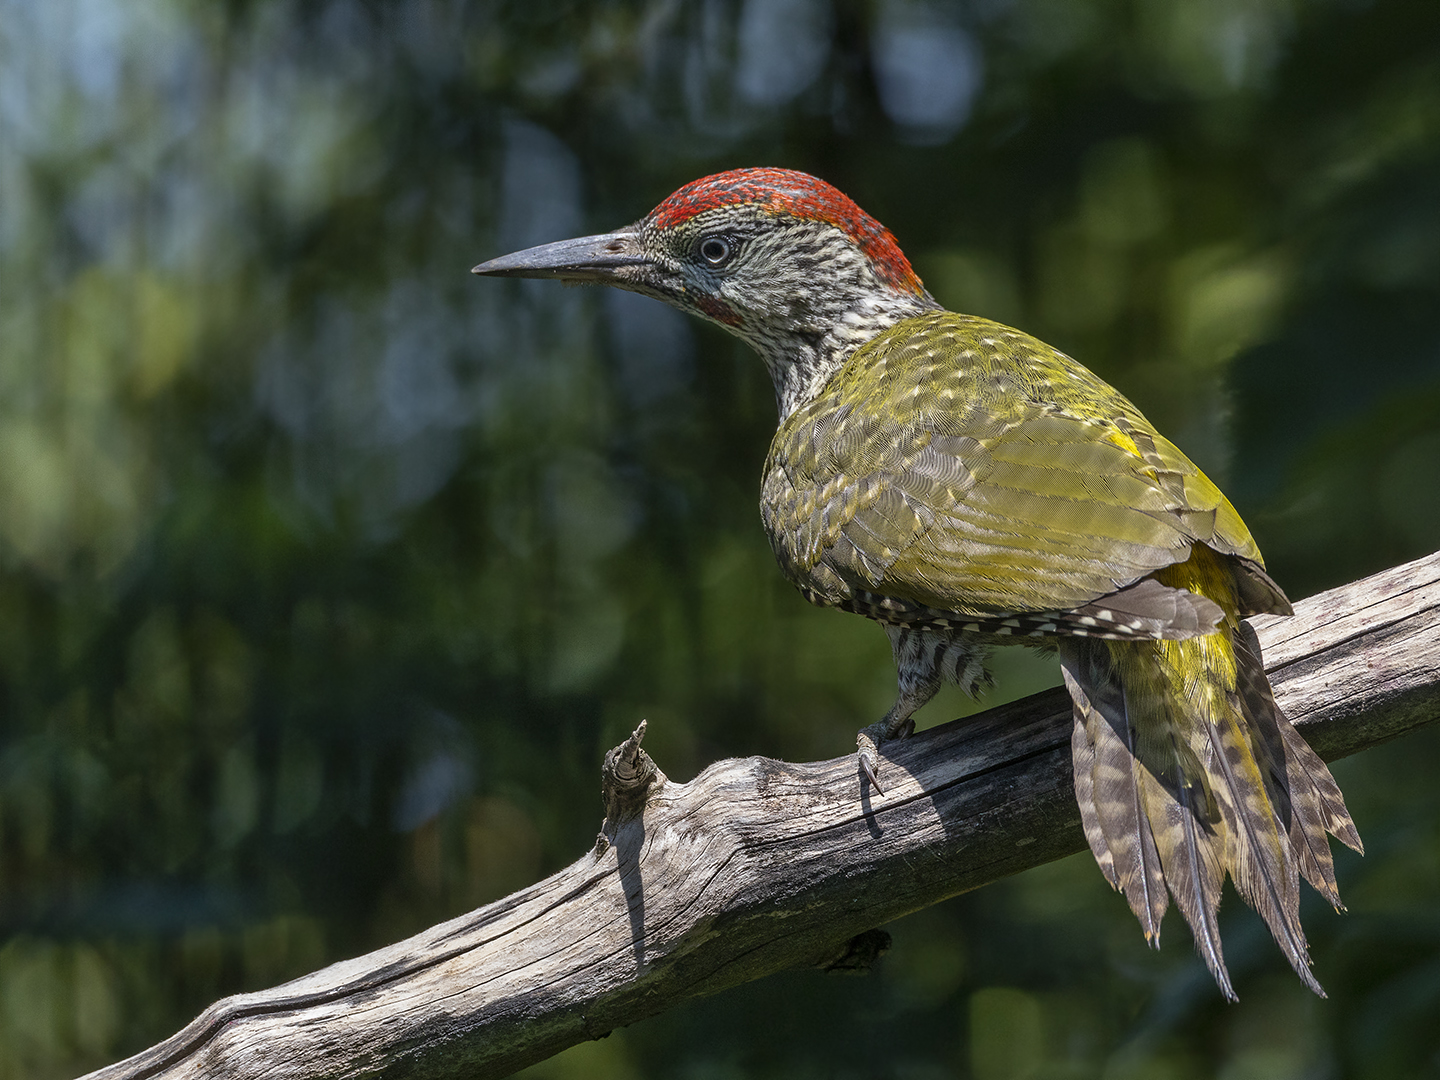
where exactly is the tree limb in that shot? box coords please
[85,551,1440,1080]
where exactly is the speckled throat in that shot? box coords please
[752,285,941,421]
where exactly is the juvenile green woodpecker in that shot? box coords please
[473,168,1361,999]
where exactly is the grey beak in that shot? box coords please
[471,226,647,281]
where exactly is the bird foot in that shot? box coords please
[857,718,914,795]
[857,726,885,794]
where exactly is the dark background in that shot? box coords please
[2,0,1439,1076]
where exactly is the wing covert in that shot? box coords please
[762,312,1271,621]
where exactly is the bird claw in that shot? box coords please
[856,715,918,796]
[857,724,888,795]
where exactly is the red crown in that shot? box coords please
[647,168,925,296]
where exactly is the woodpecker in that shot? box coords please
[473,167,1361,999]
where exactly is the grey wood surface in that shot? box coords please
[85,551,1440,1080]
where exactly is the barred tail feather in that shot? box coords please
[1062,642,1230,996]
[1277,720,1364,855]
[1060,604,1357,1000]
[1200,698,1321,996]
[1064,664,1167,940]
[1068,683,1118,891]
[1155,745,1232,1000]
[1234,621,1364,868]
[1237,656,1344,908]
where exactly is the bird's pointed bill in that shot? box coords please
[471,226,646,282]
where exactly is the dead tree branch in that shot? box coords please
[87,551,1440,1080]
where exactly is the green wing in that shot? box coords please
[762,312,1268,620]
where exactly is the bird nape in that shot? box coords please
[472,167,1363,1001]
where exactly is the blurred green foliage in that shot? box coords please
[1,0,1438,1076]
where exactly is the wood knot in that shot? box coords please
[599,720,667,838]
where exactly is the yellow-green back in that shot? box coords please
[762,311,1267,621]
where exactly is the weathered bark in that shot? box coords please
[87,552,1440,1080]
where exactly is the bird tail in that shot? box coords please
[1061,552,1362,1000]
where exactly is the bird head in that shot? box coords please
[473,168,938,415]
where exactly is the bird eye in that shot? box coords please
[698,236,733,266]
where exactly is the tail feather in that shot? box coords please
[1278,722,1364,854]
[1235,623,1363,860]
[1068,681,1119,891]
[1152,746,1233,1000]
[1200,702,1322,996]
[1064,642,1233,993]
[1233,652,1342,906]
[1064,664,1167,940]
[1059,578,1361,1000]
